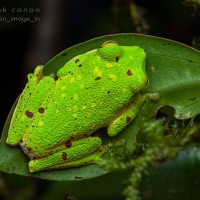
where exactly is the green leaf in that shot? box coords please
[1,33,200,181]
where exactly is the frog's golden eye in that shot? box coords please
[98,40,123,62]
[101,40,119,48]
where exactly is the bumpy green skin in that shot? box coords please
[6,41,147,172]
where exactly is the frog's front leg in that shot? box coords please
[107,94,145,137]
[29,137,102,172]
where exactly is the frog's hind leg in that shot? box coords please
[107,95,145,137]
[29,137,102,172]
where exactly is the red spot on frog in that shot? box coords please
[126,116,132,123]
[127,70,133,76]
[65,140,72,148]
[38,107,45,113]
[25,110,34,118]
[62,152,67,160]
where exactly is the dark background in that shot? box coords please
[0,0,200,199]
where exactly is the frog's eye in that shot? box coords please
[101,40,119,48]
[142,77,149,90]
[98,41,123,62]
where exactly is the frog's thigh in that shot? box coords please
[107,95,144,137]
[29,137,102,172]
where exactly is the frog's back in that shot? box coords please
[23,44,146,150]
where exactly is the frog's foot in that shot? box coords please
[29,137,103,173]
[107,94,145,137]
